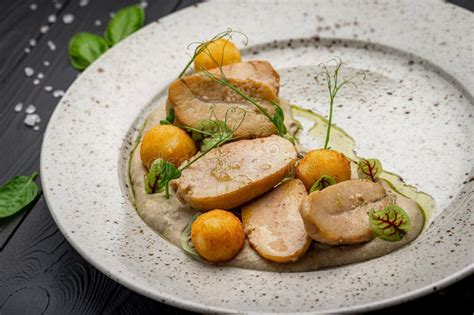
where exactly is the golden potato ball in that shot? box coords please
[194,39,241,71]
[191,209,245,262]
[296,149,351,190]
[140,124,197,169]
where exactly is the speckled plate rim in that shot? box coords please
[40,0,473,313]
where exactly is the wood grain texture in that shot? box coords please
[0,0,472,313]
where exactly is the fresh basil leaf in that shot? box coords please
[104,5,144,46]
[309,175,336,193]
[145,158,181,198]
[68,32,109,70]
[180,212,204,261]
[160,108,175,125]
[369,205,411,241]
[358,158,383,182]
[0,172,39,218]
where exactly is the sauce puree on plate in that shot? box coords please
[129,104,424,272]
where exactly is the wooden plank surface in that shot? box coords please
[0,0,472,313]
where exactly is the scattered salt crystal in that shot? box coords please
[47,41,56,51]
[110,12,115,18]
[79,0,89,7]
[94,19,102,26]
[24,67,34,77]
[30,3,38,10]
[40,25,49,33]
[33,125,40,131]
[24,47,31,53]
[53,90,65,98]
[54,2,62,9]
[37,73,44,79]
[33,79,40,85]
[48,14,56,23]
[140,1,148,8]
[44,86,53,92]
[43,61,50,66]
[14,103,23,112]
[25,104,36,114]
[62,14,74,24]
[24,114,41,127]
[29,39,36,47]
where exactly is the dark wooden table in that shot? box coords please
[0,0,472,313]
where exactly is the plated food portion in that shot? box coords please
[128,31,429,271]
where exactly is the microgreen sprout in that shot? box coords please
[315,58,366,149]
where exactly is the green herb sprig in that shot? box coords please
[0,172,39,218]
[68,5,145,70]
[316,58,366,149]
[160,108,175,125]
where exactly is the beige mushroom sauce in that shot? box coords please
[129,100,429,272]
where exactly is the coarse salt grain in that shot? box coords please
[24,67,34,77]
[25,104,36,114]
[62,14,74,24]
[48,14,56,23]
[53,90,65,98]
[24,114,41,127]
[14,103,23,112]
[44,86,53,92]
[47,41,56,51]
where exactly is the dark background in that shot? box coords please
[0,0,472,313]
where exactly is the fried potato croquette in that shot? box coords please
[194,39,241,71]
[296,149,351,190]
[140,124,197,169]
[191,209,245,262]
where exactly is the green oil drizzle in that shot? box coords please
[291,105,435,224]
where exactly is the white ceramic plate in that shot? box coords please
[41,0,473,312]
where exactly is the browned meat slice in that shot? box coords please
[242,179,311,263]
[167,61,281,139]
[299,179,393,245]
[172,135,297,211]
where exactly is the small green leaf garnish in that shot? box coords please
[104,5,145,46]
[160,108,175,125]
[0,172,39,218]
[358,158,383,182]
[145,159,182,198]
[309,175,337,192]
[68,32,109,70]
[369,205,411,241]
[316,58,366,149]
[180,212,204,261]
